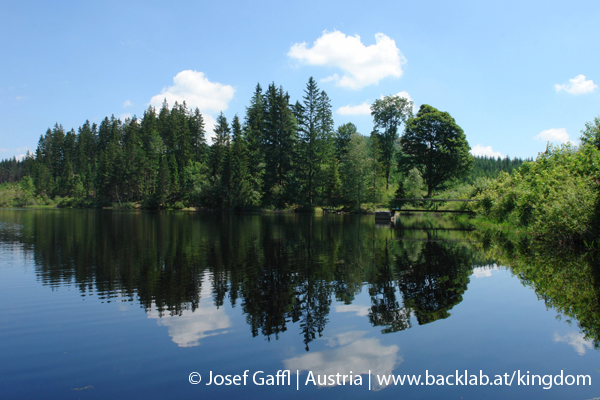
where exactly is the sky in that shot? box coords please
[1,0,599,161]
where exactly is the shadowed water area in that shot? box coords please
[1,209,600,399]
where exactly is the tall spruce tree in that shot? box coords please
[229,115,253,209]
[262,83,297,206]
[315,89,337,204]
[210,112,231,207]
[297,77,320,206]
[244,84,266,204]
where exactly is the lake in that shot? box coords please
[1,209,599,399]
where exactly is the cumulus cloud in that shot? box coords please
[395,91,412,102]
[283,331,401,390]
[122,99,132,108]
[288,31,406,89]
[470,145,505,159]
[337,102,371,115]
[335,304,371,316]
[150,70,235,137]
[554,75,597,95]
[119,113,132,121]
[472,265,499,278]
[534,128,570,143]
[554,331,593,355]
[394,91,416,113]
[147,275,231,347]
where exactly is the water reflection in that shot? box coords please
[1,209,600,353]
[147,274,231,347]
[553,331,594,355]
[482,234,600,348]
[283,331,401,390]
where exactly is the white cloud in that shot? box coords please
[122,99,132,108]
[335,304,371,316]
[472,265,499,278]
[395,91,412,102]
[147,275,231,347]
[337,102,371,115]
[534,128,570,143]
[150,70,235,140]
[470,145,505,159]
[283,331,401,390]
[288,30,406,89]
[0,147,32,161]
[553,331,593,355]
[119,113,132,121]
[554,75,597,95]
[394,91,416,113]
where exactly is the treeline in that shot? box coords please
[464,155,529,183]
[10,78,404,210]
[0,157,28,183]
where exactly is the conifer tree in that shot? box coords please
[262,83,297,206]
[229,115,253,209]
[244,84,266,203]
[297,77,320,206]
[210,112,231,207]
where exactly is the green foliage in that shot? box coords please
[0,182,19,207]
[183,161,209,206]
[474,143,600,243]
[9,80,482,211]
[371,95,413,189]
[580,115,600,149]
[404,168,424,206]
[19,176,35,206]
[335,122,357,160]
[463,155,529,184]
[172,201,185,210]
[296,77,336,207]
[401,104,473,196]
[262,83,298,207]
[365,133,384,203]
[340,133,369,210]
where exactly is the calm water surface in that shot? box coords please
[1,209,599,399]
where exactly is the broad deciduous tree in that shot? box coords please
[401,104,473,196]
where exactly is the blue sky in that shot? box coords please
[1,0,599,160]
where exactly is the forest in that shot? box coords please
[0,77,526,210]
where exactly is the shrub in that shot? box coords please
[474,143,600,243]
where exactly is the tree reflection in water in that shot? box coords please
[1,209,599,351]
